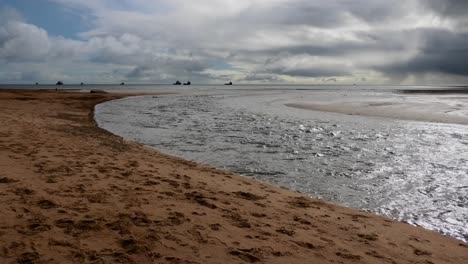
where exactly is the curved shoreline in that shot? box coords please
[97,94,467,243]
[0,90,466,263]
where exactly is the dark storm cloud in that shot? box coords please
[266,63,351,78]
[126,58,210,80]
[377,29,468,76]
[241,73,282,82]
[276,68,349,78]
[249,37,407,58]
[239,0,410,28]
[423,0,468,17]
[347,0,409,23]
[126,65,152,78]
[259,2,347,28]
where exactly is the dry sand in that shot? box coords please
[0,89,466,264]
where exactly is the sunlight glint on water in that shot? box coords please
[95,87,468,242]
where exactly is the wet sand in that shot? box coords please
[0,90,467,264]
[286,100,468,125]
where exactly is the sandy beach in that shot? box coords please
[0,90,467,264]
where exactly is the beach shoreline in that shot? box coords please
[0,89,466,263]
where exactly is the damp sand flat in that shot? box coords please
[285,89,468,125]
[0,90,467,263]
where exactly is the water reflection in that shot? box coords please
[96,92,468,242]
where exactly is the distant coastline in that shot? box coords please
[399,87,468,94]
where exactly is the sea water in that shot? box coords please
[95,85,468,242]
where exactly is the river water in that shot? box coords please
[95,85,468,242]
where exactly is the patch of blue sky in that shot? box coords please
[212,61,237,70]
[1,0,89,39]
[108,0,173,15]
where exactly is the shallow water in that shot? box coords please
[95,86,468,242]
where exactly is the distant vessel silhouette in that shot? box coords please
[120,82,125,85]
[173,80,182,85]
[35,82,39,85]
[183,81,191,85]
[56,81,63,85]
[225,81,233,85]
[80,82,84,86]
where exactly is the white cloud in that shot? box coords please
[0,21,51,62]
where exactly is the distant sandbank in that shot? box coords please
[286,91,468,125]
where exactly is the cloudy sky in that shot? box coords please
[0,0,467,85]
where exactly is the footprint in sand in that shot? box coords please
[12,188,35,196]
[251,213,267,218]
[293,215,312,225]
[185,192,218,209]
[222,210,251,228]
[276,227,295,236]
[357,233,379,241]
[16,252,40,264]
[233,191,264,201]
[209,223,222,231]
[335,251,362,261]
[0,177,18,183]
[37,199,59,209]
[228,249,261,263]
[24,223,51,235]
[294,241,324,250]
[166,212,188,226]
[143,180,160,186]
[120,238,144,254]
